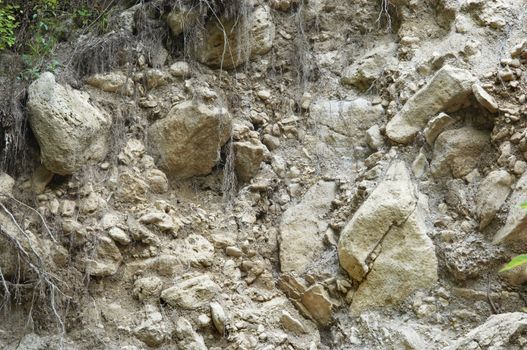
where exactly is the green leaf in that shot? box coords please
[520,201,527,209]
[500,254,527,272]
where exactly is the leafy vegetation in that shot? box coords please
[0,1,18,50]
[499,201,527,273]
[1,0,115,81]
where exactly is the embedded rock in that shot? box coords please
[86,72,134,96]
[423,112,455,146]
[341,43,397,91]
[148,100,231,178]
[234,140,267,182]
[310,99,385,148]
[472,83,498,113]
[430,127,490,178]
[210,302,228,335]
[301,284,334,326]
[175,318,208,350]
[386,65,476,144]
[86,236,123,277]
[27,72,111,175]
[445,313,527,350]
[0,172,14,197]
[133,276,164,301]
[338,161,437,312]
[279,181,337,274]
[476,170,513,229]
[494,171,527,246]
[191,5,275,69]
[166,5,200,37]
[174,234,214,267]
[161,275,220,309]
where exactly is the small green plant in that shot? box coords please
[0,1,19,50]
[74,8,92,28]
[499,201,527,272]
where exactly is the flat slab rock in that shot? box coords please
[338,161,438,313]
[386,65,475,144]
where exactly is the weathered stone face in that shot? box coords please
[279,181,337,274]
[476,170,513,229]
[309,98,385,148]
[430,127,490,178]
[27,72,112,175]
[494,171,527,246]
[147,100,232,179]
[338,161,438,313]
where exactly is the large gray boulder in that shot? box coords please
[386,65,476,144]
[148,100,231,179]
[28,72,111,175]
[430,127,490,178]
[279,181,337,274]
[338,161,437,313]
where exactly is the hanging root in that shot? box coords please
[376,0,393,32]
[0,198,69,343]
[221,137,238,205]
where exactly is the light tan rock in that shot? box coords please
[430,127,490,178]
[166,5,200,37]
[338,161,437,313]
[133,276,163,301]
[86,236,123,277]
[0,172,15,197]
[145,169,169,194]
[27,72,111,175]
[148,100,231,179]
[139,210,177,232]
[280,310,306,334]
[444,313,527,350]
[279,181,337,274]
[175,317,208,350]
[31,166,53,194]
[210,302,228,335]
[174,234,214,267]
[423,112,455,146]
[301,284,333,326]
[191,5,275,69]
[86,72,134,96]
[494,171,527,246]
[108,227,131,245]
[341,43,397,91]
[169,61,191,78]
[386,65,475,144]
[234,140,266,182]
[476,170,513,229]
[472,83,498,113]
[310,98,384,148]
[161,275,220,309]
